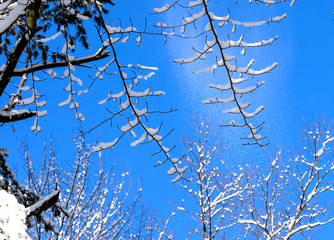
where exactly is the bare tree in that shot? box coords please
[235,117,334,239]
[175,119,248,239]
[21,136,173,239]
[166,117,334,239]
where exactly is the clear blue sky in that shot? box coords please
[1,0,334,238]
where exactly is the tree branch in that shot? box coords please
[26,190,60,218]
[0,0,42,97]
[12,51,110,77]
[0,109,36,123]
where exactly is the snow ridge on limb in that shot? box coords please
[154,0,291,146]
[0,0,185,180]
[90,0,186,182]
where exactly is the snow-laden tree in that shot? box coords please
[21,136,171,239]
[153,0,295,146]
[175,119,248,239]
[234,118,334,239]
[0,147,63,236]
[164,118,334,239]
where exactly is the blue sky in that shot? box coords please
[1,0,334,238]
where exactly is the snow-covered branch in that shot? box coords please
[154,0,292,145]
[26,191,60,218]
[90,0,186,182]
[0,108,36,123]
[11,51,110,77]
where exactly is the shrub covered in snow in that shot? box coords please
[0,190,30,240]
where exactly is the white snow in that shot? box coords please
[0,190,31,240]
[209,83,231,91]
[188,0,203,7]
[130,133,147,147]
[93,138,119,151]
[136,36,142,46]
[37,110,47,117]
[230,20,266,28]
[224,107,240,114]
[246,62,278,75]
[58,94,72,107]
[316,136,334,158]
[172,174,182,183]
[75,112,84,121]
[36,32,62,43]
[270,14,287,22]
[183,8,205,25]
[202,95,235,104]
[205,22,211,31]
[232,77,248,84]
[120,98,130,110]
[121,35,129,43]
[137,64,158,71]
[146,126,159,136]
[124,26,137,32]
[194,63,218,74]
[153,91,165,95]
[121,72,127,79]
[0,0,30,34]
[126,87,150,97]
[242,105,264,118]
[47,69,57,78]
[156,22,167,27]
[241,37,277,48]
[121,118,139,132]
[167,167,177,175]
[133,107,147,116]
[154,4,170,13]
[209,12,229,21]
